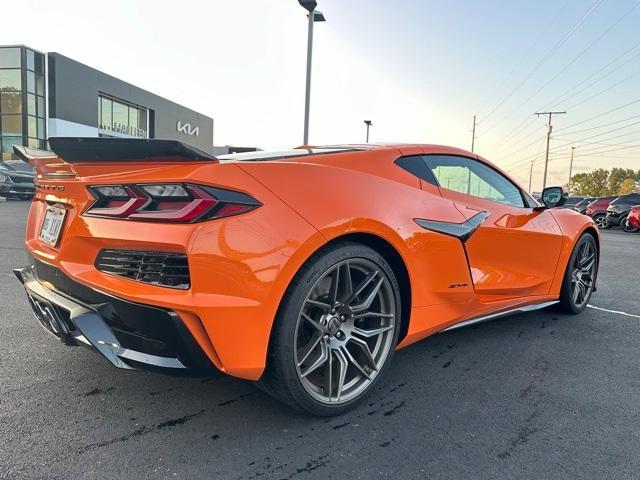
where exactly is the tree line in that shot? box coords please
[569,168,640,197]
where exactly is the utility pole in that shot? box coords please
[535,110,566,190]
[568,146,576,193]
[471,115,477,152]
[528,160,534,193]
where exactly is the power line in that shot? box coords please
[565,68,640,110]
[554,97,640,132]
[478,0,604,125]
[482,0,640,134]
[473,0,572,116]
[555,113,640,136]
[480,14,640,157]
[502,117,640,172]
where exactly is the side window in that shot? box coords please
[395,155,438,185]
[424,155,525,208]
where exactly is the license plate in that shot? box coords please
[39,206,67,247]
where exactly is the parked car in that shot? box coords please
[606,193,640,232]
[4,159,35,174]
[13,137,599,415]
[573,197,596,215]
[563,196,586,210]
[0,162,35,200]
[586,196,618,229]
[627,205,640,231]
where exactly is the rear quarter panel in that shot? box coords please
[238,153,477,311]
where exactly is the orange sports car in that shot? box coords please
[14,138,599,415]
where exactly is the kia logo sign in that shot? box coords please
[176,121,199,137]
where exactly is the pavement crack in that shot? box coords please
[218,390,259,406]
[78,409,205,454]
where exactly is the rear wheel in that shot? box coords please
[593,213,608,229]
[558,233,598,314]
[258,243,401,416]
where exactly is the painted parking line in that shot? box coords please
[588,304,640,319]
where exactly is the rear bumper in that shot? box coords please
[14,260,217,375]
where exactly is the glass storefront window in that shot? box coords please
[112,101,128,129]
[34,54,44,74]
[27,93,36,115]
[129,108,138,131]
[0,69,21,92]
[99,97,112,129]
[27,71,35,94]
[138,110,147,131]
[37,95,45,117]
[28,115,37,137]
[1,114,23,135]
[1,135,22,153]
[26,50,34,71]
[1,92,22,114]
[35,74,44,95]
[98,95,147,138]
[0,48,21,69]
[37,118,45,139]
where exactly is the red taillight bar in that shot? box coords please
[128,186,218,222]
[86,183,261,223]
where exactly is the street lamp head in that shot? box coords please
[312,10,326,21]
[364,120,372,126]
[298,0,317,12]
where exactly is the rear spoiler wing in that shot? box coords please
[13,137,217,164]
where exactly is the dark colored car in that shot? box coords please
[562,196,586,209]
[586,196,618,229]
[4,159,35,174]
[573,197,596,215]
[628,205,640,231]
[606,193,640,232]
[0,162,36,200]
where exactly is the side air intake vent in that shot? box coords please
[95,249,190,289]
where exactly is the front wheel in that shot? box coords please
[258,242,401,416]
[620,215,639,233]
[593,213,609,229]
[558,233,598,314]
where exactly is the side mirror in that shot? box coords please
[537,186,567,210]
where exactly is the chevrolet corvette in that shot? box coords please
[13,138,599,415]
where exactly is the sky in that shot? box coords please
[3,0,640,191]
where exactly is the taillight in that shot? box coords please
[86,183,260,222]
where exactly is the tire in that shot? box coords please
[258,242,402,416]
[558,233,598,314]
[593,213,609,229]
[620,215,639,233]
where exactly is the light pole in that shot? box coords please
[568,146,576,192]
[298,0,326,145]
[364,120,372,143]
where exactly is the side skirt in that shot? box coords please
[440,300,559,332]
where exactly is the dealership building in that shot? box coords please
[0,45,214,161]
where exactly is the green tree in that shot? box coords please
[619,178,639,194]
[570,169,610,196]
[607,168,637,195]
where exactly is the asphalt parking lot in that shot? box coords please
[1,200,639,480]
